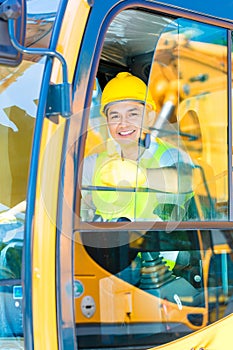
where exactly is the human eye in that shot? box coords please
[130,112,140,117]
[128,110,141,119]
[109,113,120,121]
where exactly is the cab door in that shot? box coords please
[58,1,233,349]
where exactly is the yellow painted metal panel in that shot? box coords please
[154,314,233,350]
[52,0,91,83]
[32,1,90,349]
[33,120,65,349]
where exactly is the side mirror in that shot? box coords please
[0,0,26,66]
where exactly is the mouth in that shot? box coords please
[118,129,135,136]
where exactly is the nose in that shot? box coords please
[118,114,129,126]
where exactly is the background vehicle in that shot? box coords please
[0,0,233,349]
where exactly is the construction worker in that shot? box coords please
[81,72,194,222]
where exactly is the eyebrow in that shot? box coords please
[108,107,141,116]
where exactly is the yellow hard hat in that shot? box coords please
[101,72,156,115]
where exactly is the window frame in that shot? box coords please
[72,2,233,230]
[56,1,233,349]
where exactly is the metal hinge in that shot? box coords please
[46,82,72,120]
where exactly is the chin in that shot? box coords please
[117,137,138,146]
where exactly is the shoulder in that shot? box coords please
[151,137,194,167]
[83,153,98,166]
[82,153,99,173]
[82,153,99,184]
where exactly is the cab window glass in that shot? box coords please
[75,226,233,348]
[148,19,228,221]
[80,10,229,223]
[0,58,46,342]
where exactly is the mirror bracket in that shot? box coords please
[7,18,72,118]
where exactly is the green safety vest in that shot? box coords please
[92,137,193,221]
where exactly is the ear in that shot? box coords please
[146,110,157,128]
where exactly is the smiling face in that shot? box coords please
[106,101,155,148]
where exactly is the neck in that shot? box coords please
[121,143,142,161]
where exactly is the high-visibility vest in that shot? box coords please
[92,137,193,221]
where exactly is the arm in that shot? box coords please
[80,154,98,220]
[146,164,193,194]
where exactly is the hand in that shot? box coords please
[146,166,193,193]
